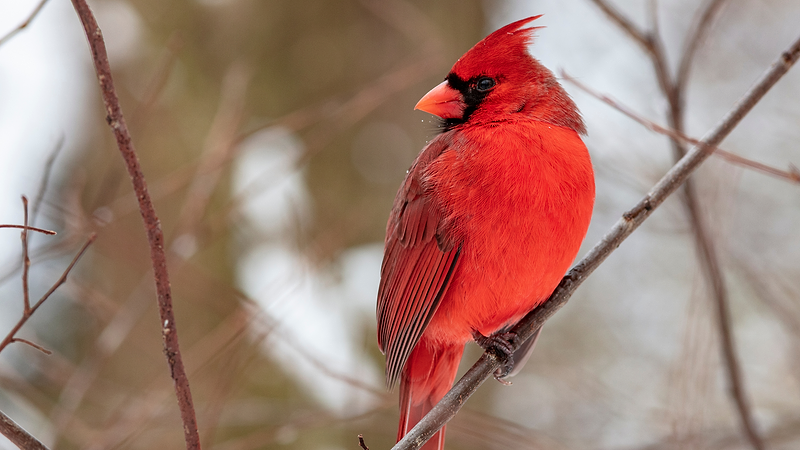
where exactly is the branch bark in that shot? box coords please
[392,32,800,450]
[68,1,201,449]
[0,410,49,450]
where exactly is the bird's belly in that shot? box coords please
[422,204,584,346]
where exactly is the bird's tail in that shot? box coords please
[398,341,463,450]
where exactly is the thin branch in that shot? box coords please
[591,2,766,449]
[562,72,800,184]
[31,234,95,312]
[128,32,183,131]
[0,0,50,47]
[0,409,50,450]
[68,1,201,449]
[0,234,95,355]
[589,0,678,129]
[589,0,650,50]
[11,338,53,355]
[676,0,728,96]
[393,32,800,450]
[358,434,371,450]
[21,197,31,313]
[31,136,66,227]
[0,225,56,235]
[172,62,250,245]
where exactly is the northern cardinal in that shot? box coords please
[377,16,594,449]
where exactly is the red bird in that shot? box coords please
[377,16,594,449]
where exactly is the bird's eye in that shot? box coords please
[475,77,496,92]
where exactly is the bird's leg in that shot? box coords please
[472,329,517,385]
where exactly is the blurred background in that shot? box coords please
[1,0,799,449]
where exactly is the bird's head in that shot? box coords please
[415,16,585,134]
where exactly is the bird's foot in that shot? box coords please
[472,329,517,384]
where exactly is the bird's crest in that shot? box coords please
[452,15,542,76]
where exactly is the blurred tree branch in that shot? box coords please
[0,197,94,356]
[0,0,49,47]
[589,1,765,448]
[392,29,800,450]
[562,72,800,185]
[0,198,93,449]
[0,224,56,235]
[68,1,201,449]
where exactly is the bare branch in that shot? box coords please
[173,62,251,244]
[358,434,371,450]
[31,234,95,312]
[589,0,650,50]
[393,32,800,450]
[68,1,201,448]
[0,225,56,235]
[11,338,52,355]
[0,409,49,450]
[128,32,183,131]
[676,0,728,95]
[563,71,800,185]
[590,2,768,449]
[0,0,50,47]
[21,197,31,313]
[28,136,66,227]
[0,233,95,355]
[589,0,678,115]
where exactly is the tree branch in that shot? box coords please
[68,1,201,449]
[676,0,728,98]
[0,231,95,355]
[590,2,766,449]
[21,197,31,312]
[31,136,66,227]
[562,71,800,185]
[393,32,800,450]
[0,0,50,47]
[0,225,56,235]
[0,409,49,450]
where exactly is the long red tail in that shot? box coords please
[398,342,463,450]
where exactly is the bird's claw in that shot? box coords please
[472,330,517,384]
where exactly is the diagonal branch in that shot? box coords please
[392,32,800,450]
[589,2,765,449]
[562,72,800,185]
[0,231,95,355]
[68,1,201,449]
[0,409,49,450]
[0,0,50,47]
[589,0,677,108]
[676,0,728,98]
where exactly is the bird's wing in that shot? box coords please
[377,137,461,388]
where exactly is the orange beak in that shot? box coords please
[414,81,465,119]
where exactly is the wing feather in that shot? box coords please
[377,137,461,388]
